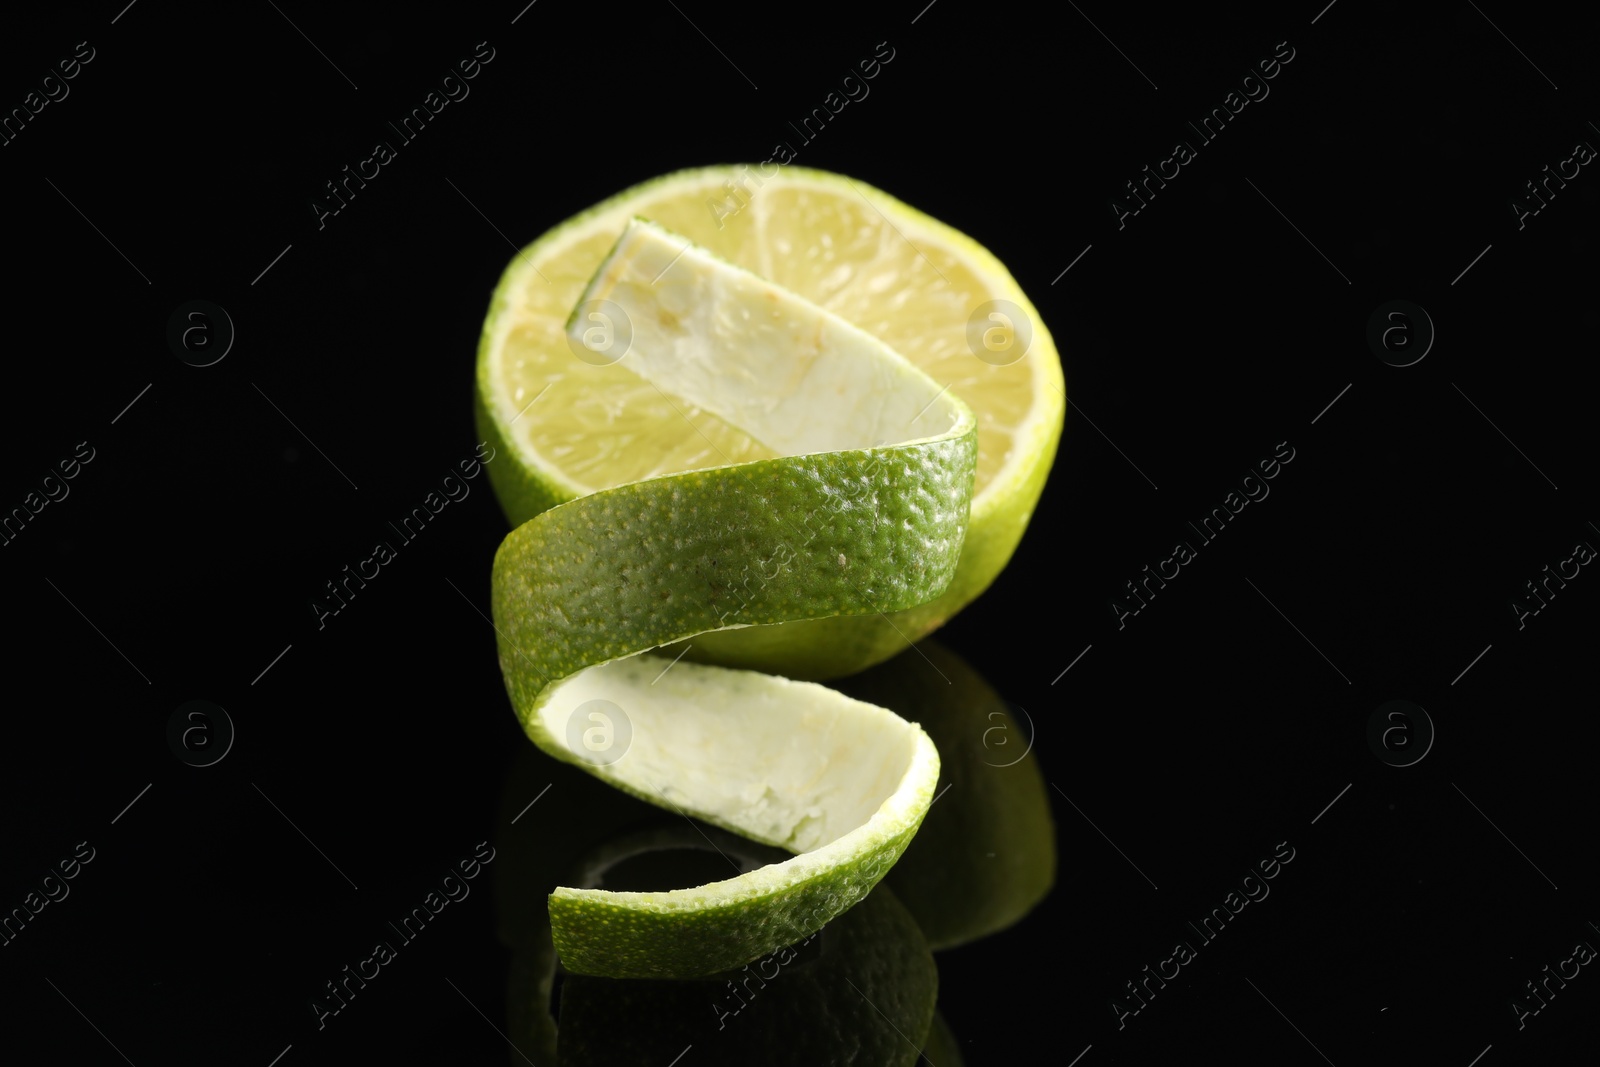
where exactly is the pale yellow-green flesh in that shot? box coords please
[571,218,963,456]
[537,659,940,979]
[535,657,934,859]
[490,176,1040,495]
[494,219,965,978]
[476,167,1064,680]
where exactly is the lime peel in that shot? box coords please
[475,165,1064,681]
[491,223,968,977]
[541,659,940,979]
[574,218,966,456]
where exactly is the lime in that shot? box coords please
[476,165,1063,679]
[493,741,659,1066]
[495,766,939,1067]
[555,879,937,1067]
[490,223,963,977]
[507,655,940,979]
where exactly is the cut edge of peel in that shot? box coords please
[479,165,1057,508]
[546,721,940,913]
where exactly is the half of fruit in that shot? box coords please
[491,221,962,977]
[476,165,1063,679]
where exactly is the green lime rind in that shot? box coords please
[491,430,975,712]
[492,742,656,953]
[515,654,940,977]
[494,743,654,1065]
[555,884,937,1067]
[671,411,1061,679]
[496,759,944,1066]
[475,384,568,529]
[489,223,968,979]
[474,165,1064,682]
[501,811,792,1067]
[546,817,922,980]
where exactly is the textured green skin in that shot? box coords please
[496,743,949,1065]
[476,385,568,530]
[670,418,1062,679]
[491,433,976,714]
[489,361,972,978]
[491,744,653,952]
[480,168,1021,979]
[546,819,920,980]
[474,165,1065,681]
[555,885,937,1067]
[490,440,965,976]
[493,743,659,1063]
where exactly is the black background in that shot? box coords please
[2,2,1597,1064]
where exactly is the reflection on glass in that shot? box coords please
[494,742,651,1065]
[836,639,1057,948]
[922,1011,966,1066]
[495,774,939,1065]
[491,637,1047,1062]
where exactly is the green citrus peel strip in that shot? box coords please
[491,220,973,978]
[474,166,1064,683]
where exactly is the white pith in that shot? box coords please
[481,167,1063,513]
[475,170,1074,945]
[541,655,939,911]
[572,219,964,454]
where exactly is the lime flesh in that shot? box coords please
[476,166,1063,680]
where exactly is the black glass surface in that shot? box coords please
[2,4,1596,1065]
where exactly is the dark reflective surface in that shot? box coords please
[6,5,1597,1065]
[492,690,1006,1066]
[549,886,935,1067]
[836,640,1056,950]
